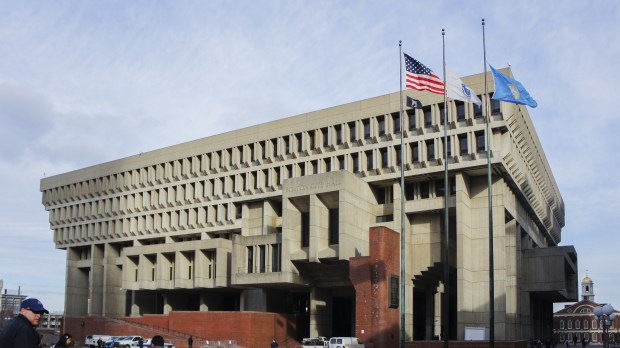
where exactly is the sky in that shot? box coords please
[0,1,619,314]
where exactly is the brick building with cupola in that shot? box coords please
[553,276,619,345]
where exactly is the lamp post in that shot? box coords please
[594,304,617,348]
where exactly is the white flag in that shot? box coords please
[446,68,482,106]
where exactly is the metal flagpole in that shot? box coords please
[441,28,450,348]
[482,18,495,348]
[399,40,406,348]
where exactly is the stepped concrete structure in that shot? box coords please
[40,68,578,346]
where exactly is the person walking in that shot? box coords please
[0,298,49,348]
[188,335,193,348]
[271,339,278,348]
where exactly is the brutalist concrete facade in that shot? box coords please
[40,68,577,343]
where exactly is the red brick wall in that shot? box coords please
[350,226,401,348]
[65,312,296,348]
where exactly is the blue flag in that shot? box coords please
[489,65,537,108]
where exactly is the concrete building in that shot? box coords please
[40,68,577,345]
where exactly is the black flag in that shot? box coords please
[406,96,422,109]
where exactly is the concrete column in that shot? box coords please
[309,194,328,262]
[64,247,89,316]
[310,287,331,338]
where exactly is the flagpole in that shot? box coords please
[441,28,450,348]
[399,40,406,348]
[482,18,495,348]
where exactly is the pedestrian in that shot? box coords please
[151,335,165,348]
[54,333,74,348]
[188,335,193,348]
[98,338,104,348]
[271,339,278,348]
[0,298,49,348]
[566,340,570,348]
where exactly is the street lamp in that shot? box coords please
[594,304,617,348]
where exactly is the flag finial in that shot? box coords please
[442,28,445,36]
[482,18,485,26]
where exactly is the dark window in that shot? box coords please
[349,122,356,142]
[311,160,318,174]
[423,106,432,127]
[456,101,466,121]
[328,208,339,245]
[325,158,331,172]
[381,148,389,168]
[426,140,435,160]
[420,182,430,198]
[338,155,345,170]
[238,146,245,163]
[259,141,266,159]
[283,138,290,155]
[259,245,266,273]
[271,244,281,272]
[308,130,315,150]
[476,131,485,153]
[376,187,386,204]
[393,112,401,133]
[378,117,386,136]
[450,177,456,195]
[405,182,415,200]
[322,127,329,147]
[490,94,501,114]
[436,179,445,197]
[412,142,419,163]
[352,153,359,172]
[389,275,399,308]
[247,246,254,273]
[301,212,310,248]
[474,99,483,118]
[366,150,373,170]
[459,134,468,155]
[335,125,342,145]
[363,119,371,139]
[443,137,452,158]
[438,103,446,125]
[376,215,394,223]
[295,133,302,152]
[395,145,401,166]
[407,109,416,131]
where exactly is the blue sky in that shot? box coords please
[0,1,618,313]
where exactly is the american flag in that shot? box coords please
[404,53,445,95]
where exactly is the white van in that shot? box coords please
[85,335,112,348]
[328,337,364,348]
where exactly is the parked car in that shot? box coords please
[86,335,112,348]
[327,337,364,348]
[105,337,123,348]
[114,336,143,348]
[302,337,328,348]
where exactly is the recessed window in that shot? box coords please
[426,140,435,160]
[328,208,339,245]
[476,131,485,153]
[363,120,371,139]
[301,212,309,248]
[378,117,386,136]
[411,142,419,163]
[366,150,373,170]
[474,99,483,118]
[335,125,342,145]
[407,109,416,131]
[352,153,359,172]
[456,101,466,121]
[423,106,432,128]
[381,148,389,168]
[459,134,468,155]
[392,112,401,133]
[349,122,356,142]
[420,182,430,199]
[321,127,329,147]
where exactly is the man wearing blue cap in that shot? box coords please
[0,298,49,348]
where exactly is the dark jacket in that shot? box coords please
[0,314,39,348]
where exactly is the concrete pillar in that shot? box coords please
[310,287,331,338]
